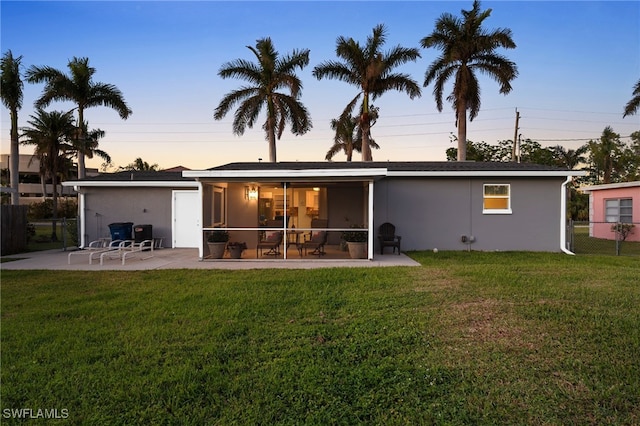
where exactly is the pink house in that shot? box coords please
[582,181,640,242]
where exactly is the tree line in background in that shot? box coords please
[446,128,640,185]
[2,0,639,223]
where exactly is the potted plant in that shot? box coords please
[207,229,229,259]
[227,241,247,259]
[342,225,368,259]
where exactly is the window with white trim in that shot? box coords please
[483,184,512,214]
[605,198,632,223]
[212,186,226,226]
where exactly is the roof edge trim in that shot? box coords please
[582,181,640,192]
[183,168,389,179]
[62,181,199,188]
[387,170,586,178]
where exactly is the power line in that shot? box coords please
[531,134,635,142]
[518,107,628,115]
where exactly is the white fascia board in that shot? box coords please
[62,181,198,188]
[581,181,640,192]
[183,168,389,179]
[387,170,586,178]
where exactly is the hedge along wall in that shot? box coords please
[1,205,28,255]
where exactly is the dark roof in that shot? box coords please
[209,161,570,173]
[75,170,195,182]
[161,165,191,172]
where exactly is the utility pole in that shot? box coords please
[512,108,520,162]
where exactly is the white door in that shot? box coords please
[172,190,200,248]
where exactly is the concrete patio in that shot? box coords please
[1,248,420,271]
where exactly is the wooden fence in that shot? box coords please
[1,205,28,255]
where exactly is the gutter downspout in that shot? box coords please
[560,176,575,255]
[76,187,86,249]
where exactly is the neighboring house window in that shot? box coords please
[605,198,632,223]
[483,184,511,214]
[213,187,226,226]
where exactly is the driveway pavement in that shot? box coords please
[1,248,420,271]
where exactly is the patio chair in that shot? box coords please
[257,231,283,256]
[68,238,113,264]
[299,230,328,256]
[99,239,155,265]
[98,240,134,265]
[257,219,284,257]
[86,239,124,264]
[378,222,401,254]
[298,219,328,256]
[120,240,154,264]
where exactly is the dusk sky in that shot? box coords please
[1,1,639,170]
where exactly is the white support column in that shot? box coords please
[368,180,374,260]
[78,188,86,248]
[283,182,288,259]
[197,181,204,259]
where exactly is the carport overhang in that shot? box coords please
[62,179,199,249]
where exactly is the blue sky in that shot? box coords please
[1,1,639,170]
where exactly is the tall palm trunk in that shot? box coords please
[9,108,19,205]
[457,100,468,162]
[267,118,277,163]
[266,98,277,162]
[77,107,86,178]
[50,150,59,242]
[40,172,47,202]
[361,93,372,162]
[77,148,86,179]
[267,128,277,163]
[51,174,59,241]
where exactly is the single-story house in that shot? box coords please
[581,181,640,242]
[65,161,583,260]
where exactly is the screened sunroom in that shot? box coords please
[184,163,387,261]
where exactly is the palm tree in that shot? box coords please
[119,158,159,171]
[1,50,24,205]
[421,0,518,161]
[214,38,312,163]
[21,109,76,241]
[314,24,421,161]
[552,144,588,170]
[327,114,359,161]
[25,57,131,178]
[326,104,380,161]
[71,121,111,175]
[623,78,640,118]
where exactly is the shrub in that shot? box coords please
[207,229,229,243]
[27,198,78,220]
[341,224,368,242]
[28,199,54,220]
[58,198,78,218]
[611,223,635,241]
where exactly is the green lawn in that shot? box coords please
[2,252,639,424]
